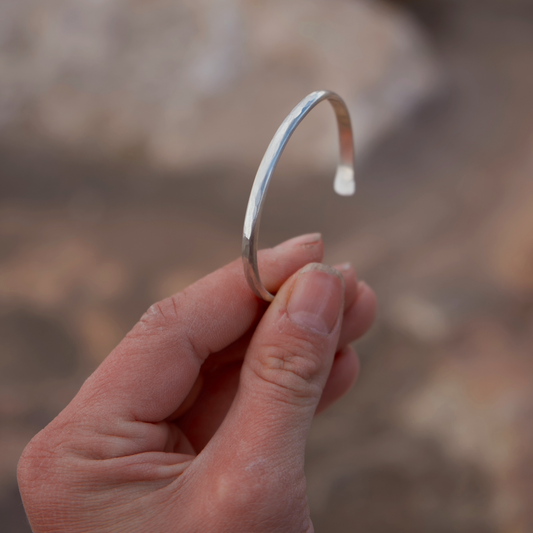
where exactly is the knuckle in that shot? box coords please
[138,294,181,330]
[18,431,58,497]
[125,290,204,362]
[127,293,186,340]
[251,335,326,398]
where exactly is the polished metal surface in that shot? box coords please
[242,90,356,302]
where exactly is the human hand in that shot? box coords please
[18,233,376,533]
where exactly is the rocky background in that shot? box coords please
[2,0,533,531]
[0,0,438,172]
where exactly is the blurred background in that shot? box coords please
[1,0,533,531]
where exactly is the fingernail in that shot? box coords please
[276,233,322,249]
[287,263,344,334]
[357,280,369,296]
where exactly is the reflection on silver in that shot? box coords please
[242,90,356,302]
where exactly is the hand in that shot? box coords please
[18,233,376,533]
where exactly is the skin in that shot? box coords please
[17,233,377,533]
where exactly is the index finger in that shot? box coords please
[75,233,324,423]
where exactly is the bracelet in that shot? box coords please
[242,90,356,302]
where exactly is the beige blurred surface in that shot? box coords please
[0,0,438,172]
[2,1,533,532]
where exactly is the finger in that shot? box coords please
[178,278,375,451]
[168,374,204,420]
[200,272,373,374]
[179,345,360,453]
[201,263,344,475]
[178,362,241,451]
[337,281,377,347]
[75,233,324,423]
[177,276,374,446]
[315,345,359,415]
[333,262,358,311]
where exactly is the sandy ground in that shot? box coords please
[2,2,533,531]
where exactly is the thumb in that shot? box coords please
[204,263,344,475]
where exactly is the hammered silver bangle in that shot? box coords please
[242,90,356,302]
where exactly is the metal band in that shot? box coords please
[242,90,356,302]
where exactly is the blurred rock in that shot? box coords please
[399,320,533,530]
[0,0,440,174]
[0,237,130,308]
[488,146,533,292]
[387,294,453,343]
